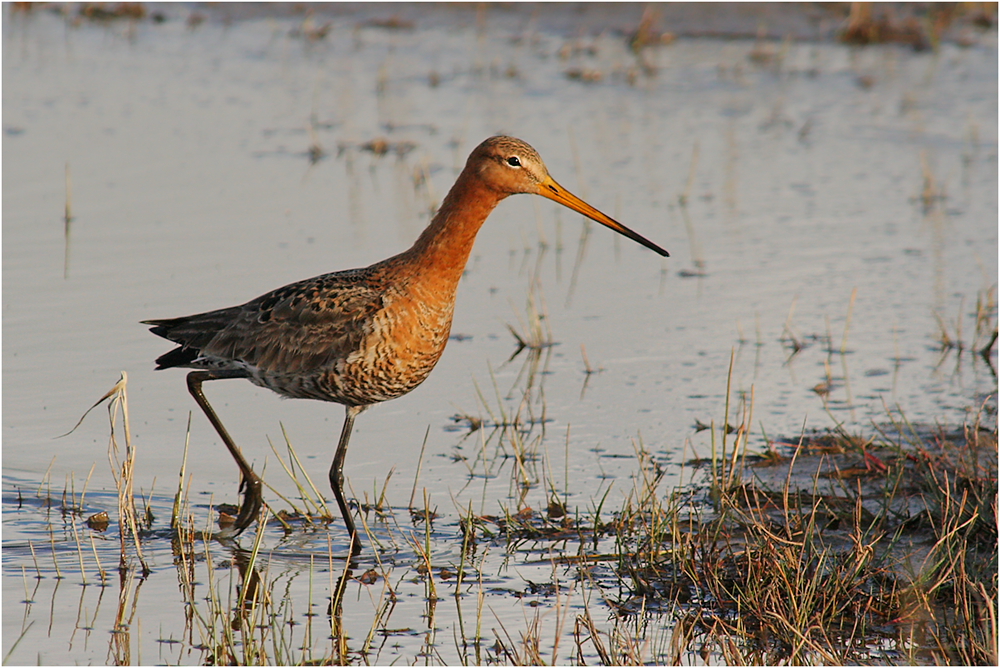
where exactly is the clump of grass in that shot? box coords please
[606,397,998,665]
[64,372,149,575]
[265,424,334,527]
[839,2,944,51]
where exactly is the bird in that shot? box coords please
[143,135,668,554]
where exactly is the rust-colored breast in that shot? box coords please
[332,264,459,404]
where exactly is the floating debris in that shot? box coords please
[78,3,146,21]
[86,511,110,531]
[337,137,417,158]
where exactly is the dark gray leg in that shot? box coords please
[330,405,365,555]
[186,370,263,532]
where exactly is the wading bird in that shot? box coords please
[144,136,668,554]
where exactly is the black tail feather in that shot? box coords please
[153,345,201,370]
[143,320,173,340]
[142,315,221,370]
[143,305,245,370]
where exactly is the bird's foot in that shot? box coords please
[232,474,264,532]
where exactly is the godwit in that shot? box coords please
[144,136,668,554]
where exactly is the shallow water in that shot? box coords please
[3,4,997,665]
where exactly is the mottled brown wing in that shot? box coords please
[201,270,386,376]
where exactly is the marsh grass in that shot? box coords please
[446,321,557,516]
[506,278,555,356]
[604,396,998,665]
[837,2,985,50]
[63,372,150,576]
[934,286,998,365]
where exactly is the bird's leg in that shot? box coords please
[330,405,365,555]
[186,370,263,533]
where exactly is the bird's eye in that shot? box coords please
[506,156,522,168]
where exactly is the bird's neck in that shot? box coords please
[407,169,505,287]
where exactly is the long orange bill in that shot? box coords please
[537,175,669,257]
